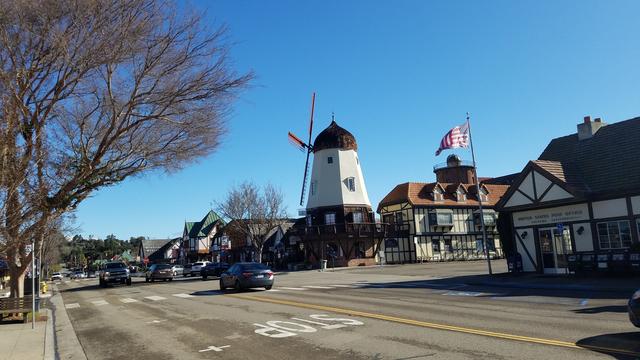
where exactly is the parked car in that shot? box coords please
[219,262,274,291]
[99,262,132,287]
[190,261,210,276]
[629,289,640,327]
[171,265,184,277]
[183,263,193,277]
[146,264,174,282]
[71,270,86,279]
[51,272,63,281]
[200,262,230,280]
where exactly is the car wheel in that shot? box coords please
[145,276,149,283]
[169,278,173,282]
[265,285,272,290]
[219,279,226,291]
[235,280,242,292]
[173,272,177,276]
[126,278,132,286]
[202,275,207,280]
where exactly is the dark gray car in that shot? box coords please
[219,262,274,291]
[145,264,174,282]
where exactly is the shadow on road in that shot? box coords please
[576,332,640,359]
[573,305,630,314]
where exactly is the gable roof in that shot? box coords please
[184,210,225,238]
[538,116,640,195]
[140,239,173,256]
[377,181,509,212]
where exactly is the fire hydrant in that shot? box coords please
[40,281,48,294]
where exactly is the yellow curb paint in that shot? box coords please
[228,294,639,357]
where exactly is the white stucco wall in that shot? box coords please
[572,222,593,252]
[514,228,536,272]
[520,172,535,199]
[592,198,628,219]
[533,171,551,196]
[631,196,640,215]
[540,185,573,202]
[306,148,371,209]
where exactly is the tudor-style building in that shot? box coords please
[294,120,388,267]
[179,210,225,263]
[497,116,640,274]
[378,154,512,263]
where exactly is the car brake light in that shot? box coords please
[242,272,253,278]
[266,271,274,279]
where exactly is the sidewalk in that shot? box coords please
[0,309,54,360]
[464,272,640,293]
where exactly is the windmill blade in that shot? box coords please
[300,149,311,206]
[288,131,307,152]
[307,92,316,145]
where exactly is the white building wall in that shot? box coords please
[306,148,371,209]
[592,198,628,219]
[514,228,536,272]
[632,196,640,215]
[540,185,573,202]
[572,222,593,251]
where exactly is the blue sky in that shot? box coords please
[74,0,640,240]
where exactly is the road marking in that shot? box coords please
[199,345,230,353]
[120,298,138,303]
[443,291,483,297]
[65,303,80,309]
[228,294,640,358]
[302,285,334,289]
[279,287,308,291]
[267,289,281,292]
[91,300,108,306]
[173,293,195,298]
[144,295,167,301]
[329,284,355,288]
[146,319,168,324]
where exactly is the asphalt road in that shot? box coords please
[56,263,640,360]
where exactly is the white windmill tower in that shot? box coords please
[288,94,379,266]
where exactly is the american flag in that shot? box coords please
[435,121,470,156]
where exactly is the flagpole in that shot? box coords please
[466,112,493,275]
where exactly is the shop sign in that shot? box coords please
[513,203,589,227]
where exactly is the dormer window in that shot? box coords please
[433,188,443,201]
[456,189,466,202]
[479,188,488,202]
[346,177,356,192]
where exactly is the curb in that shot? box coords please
[44,308,55,360]
[466,281,635,294]
[50,284,88,360]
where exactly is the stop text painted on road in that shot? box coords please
[254,314,364,338]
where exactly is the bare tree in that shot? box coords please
[0,0,252,297]
[216,182,288,263]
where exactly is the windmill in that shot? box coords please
[288,92,316,206]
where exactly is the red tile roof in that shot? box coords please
[377,181,510,212]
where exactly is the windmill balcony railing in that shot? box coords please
[302,222,391,237]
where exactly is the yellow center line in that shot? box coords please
[228,293,640,357]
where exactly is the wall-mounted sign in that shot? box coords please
[513,203,589,227]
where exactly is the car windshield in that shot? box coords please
[240,263,269,271]
[105,263,125,269]
[194,262,204,266]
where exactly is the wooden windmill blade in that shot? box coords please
[299,92,316,206]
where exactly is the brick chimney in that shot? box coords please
[577,116,606,140]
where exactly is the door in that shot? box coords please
[539,229,556,271]
[538,228,572,274]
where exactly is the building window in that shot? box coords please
[396,212,403,224]
[597,220,632,249]
[436,212,453,225]
[327,156,333,164]
[325,213,336,225]
[456,189,466,202]
[310,180,317,196]
[383,214,394,224]
[433,189,443,201]
[306,215,312,227]
[352,212,363,223]
[346,177,356,192]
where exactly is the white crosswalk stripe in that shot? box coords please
[120,298,138,303]
[266,289,281,292]
[172,293,195,298]
[65,303,80,309]
[278,287,308,291]
[302,285,334,289]
[144,295,167,301]
[91,300,108,306]
[329,284,357,288]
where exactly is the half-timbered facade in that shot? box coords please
[497,116,640,274]
[378,155,512,264]
[179,210,225,263]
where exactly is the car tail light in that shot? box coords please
[266,271,274,279]
[242,272,253,278]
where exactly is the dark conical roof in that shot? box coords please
[312,120,358,152]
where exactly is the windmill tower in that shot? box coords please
[288,94,383,267]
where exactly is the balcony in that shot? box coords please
[433,160,474,171]
[299,222,391,239]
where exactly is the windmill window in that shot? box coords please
[310,180,317,196]
[346,177,356,192]
[327,156,333,164]
[306,215,312,227]
[325,213,336,225]
[352,212,363,223]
